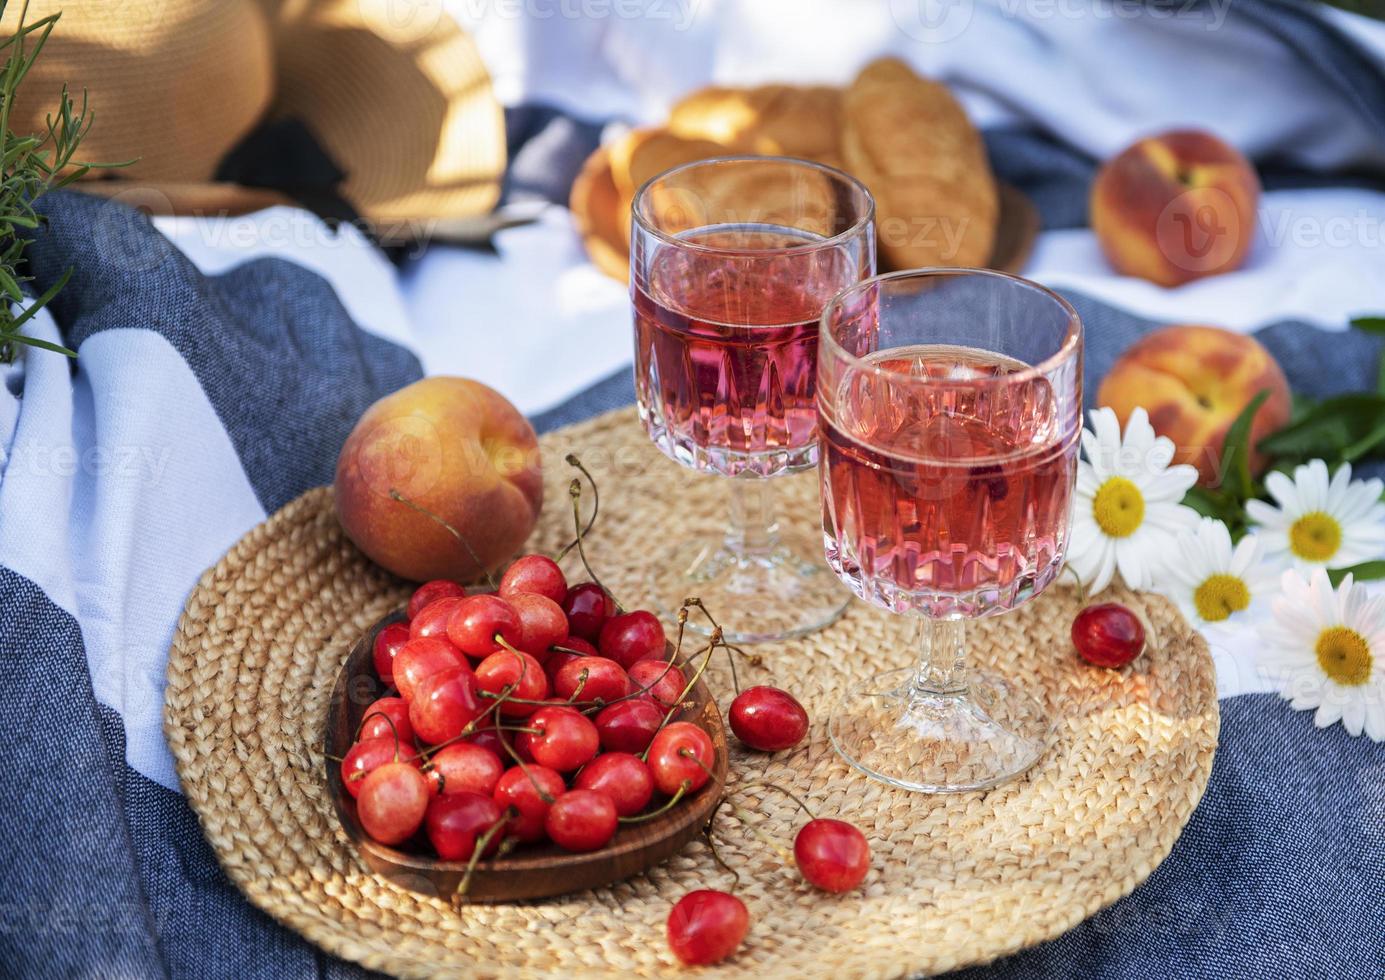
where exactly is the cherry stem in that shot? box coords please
[1061,563,1088,606]
[701,800,741,892]
[723,799,793,863]
[388,487,498,590]
[563,476,624,613]
[360,710,403,762]
[454,817,509,901]
[737,780,816,821]
[495,727,557,803]
[555,454,600,561]
[639,623,721,761]
[618,782,688,823]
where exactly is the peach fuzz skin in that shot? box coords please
[1097,325,1290,487]
[334,377,543,582]
[1090,130,1261,288]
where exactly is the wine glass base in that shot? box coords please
[648,528,851,644]
[829,667,1052,793]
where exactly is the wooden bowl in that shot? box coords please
[324,611,729,903]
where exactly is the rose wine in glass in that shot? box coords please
[631,157,875,642]
[818,270,1083,792]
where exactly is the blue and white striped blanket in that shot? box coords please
[4,1,1385,976]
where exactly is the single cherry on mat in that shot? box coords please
[729,686,809,752]
[372,622,411,686]
[1072,602,1146,668]
[667,890,749,966]
[794,818,871,893]
[499,554,568,605]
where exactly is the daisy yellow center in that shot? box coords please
[1314,626,1371,687]
[1092,477,1145,538]
[1193,574,1251,622]
[1289,511,1342,563]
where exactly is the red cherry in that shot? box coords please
[647,722,715,796]
[493,765,565,842]
[544,789,618,852]
[409,596,466,641]
[509,592,568,659]
[474,648,549,716]
[427,742,504,796]
[729,686,809,752]
[359,696,414,745]
[425,791,506,861]
[1072,602,1146,668]
[627,660,686,708]
[573,752,654,817]
[553,657,631,704]
[340,737,418,799]
[518,706,599,772]
[392,637,466,702]
[555,636,599,657]
[356,761,430,845]
[499,554,568,605]
[372,622,411,686]
[794,818,871,892]
[407,579,467,620]
[408,666,486,745]
[594,698,666,754]
[667,890,748,966]
[464,726,513,760]
[598,610,666,669]
[562,583,616,640]
[448,594,522,657]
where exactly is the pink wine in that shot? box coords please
[633,226,857,477]
[820,345,1078,618]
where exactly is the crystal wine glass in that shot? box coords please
[630,156,875,642]
[818,269,1083,792]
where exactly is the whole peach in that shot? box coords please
[1097,325,1290,487]
[334,377,542,581]
[1091,130,1260,287]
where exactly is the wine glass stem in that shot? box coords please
[910,616,969,698]
[724,475,779,559]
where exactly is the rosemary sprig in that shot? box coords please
[0,0,131,363]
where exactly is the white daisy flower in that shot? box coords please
[1245,459,1385,571]
[1067,406,1200,595]
[1259,569,1385,740]
[1164,518,1279,626]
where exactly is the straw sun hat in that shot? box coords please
[1,0,506,240]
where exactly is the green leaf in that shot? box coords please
[5,331,74,357]
[1351,316,1385,336]
[1222,390,1269,501]
[1257,393,1385,464]
[1328,561,1385,586]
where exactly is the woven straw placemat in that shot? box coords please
[165,406,1219,978]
